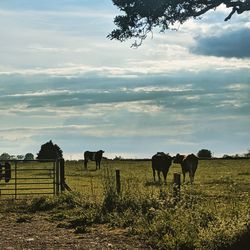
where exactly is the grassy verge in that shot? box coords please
[1,166,249,250]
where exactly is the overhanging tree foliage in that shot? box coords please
[108,0,250,46]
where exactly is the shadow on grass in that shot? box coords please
[223,227,250,250]
[144,180,165,187]
[204,176,235,185]
[238,172,250,176]
[81,169,100,172]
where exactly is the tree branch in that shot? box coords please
[225,6,237,21]
[192,1,222,18]
[109,0,250,43]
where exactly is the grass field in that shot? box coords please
[1,159,249,249]
[62,159,250,249]
[65,159,250,202]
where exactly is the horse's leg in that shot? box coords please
[157,171,161,182]
[181,165,186,183]
[152,168,156,182]
[84,159,88,170]
[192,165,197,183]
[183,172,186,183]
[189,170,194,184]
[163,171,167,184]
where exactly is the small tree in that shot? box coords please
[37,140,63,160]
[197,149,212,158]
[10,155,16,160]
[244,149,250,158]
[24,153,34,160]
[223,154,232,159]
[114,155,123,160]
[0,152,10,160]
[17,155,24,160]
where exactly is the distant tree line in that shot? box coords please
[0,152,35,160]
[196,149,250,159]
[222,150,250,159]
[1,144,249,161]
[0,140,64,161]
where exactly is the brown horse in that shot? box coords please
[152,152,172,183]
[173,153,198,183]
[84,150,104,170]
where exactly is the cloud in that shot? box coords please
[1,3,249,78]
[0,1,115,12]
[1,70,249,111]
[0,1,249,158]
[192,28,250,58]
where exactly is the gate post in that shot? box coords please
[60,158,65,192]
[14,161,17,199]
[55,159,60,195]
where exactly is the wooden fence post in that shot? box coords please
[116,169,121,194]
[59,158,72,192]
[14,162,17,199]
[60,158,65,192]
[55,160,60,195]
[173,173,181,201]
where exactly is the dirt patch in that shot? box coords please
[0,213,148,250]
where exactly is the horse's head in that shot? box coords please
[173,153,184,164]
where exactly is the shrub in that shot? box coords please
[37,140,63,160]
[197,149,212,158]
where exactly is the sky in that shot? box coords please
[0,0,249,159]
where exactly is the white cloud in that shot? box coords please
[226,83,250,90]
[1,54,249,77]
[1,2,249,78]
[27,45,92,53]
[128,85,193,93]
[5,89,77,97]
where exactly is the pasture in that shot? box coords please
[63,158,250,249]
[65,158,250,202]
[1,158,249,249]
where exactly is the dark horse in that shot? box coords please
[173,153,198,183]
[84,150,104,170]
[152,152,172,183]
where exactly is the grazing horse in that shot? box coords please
[151,152,172,183]
[84,150,104,170]
[173,153,198,183]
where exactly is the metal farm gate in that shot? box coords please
[0,159,66,199]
